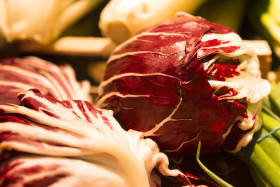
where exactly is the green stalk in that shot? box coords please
[248,143,280,186]
[196,142,233,187]
[249,163,272,187]
[261,111,280,141]
[266,82,280,116]
[234,109,280,186]
[257,128,280,168]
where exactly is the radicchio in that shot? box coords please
[96,13,271,161]
[0,56,91,105]
[0,89,200,187]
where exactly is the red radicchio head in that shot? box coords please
[96,13,271,161]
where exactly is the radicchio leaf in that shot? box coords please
[0,56,91,105]
[96,12,271,161]
[0,89,195,187]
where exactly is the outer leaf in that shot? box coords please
[0,89,188,187]
[0,156,128,187]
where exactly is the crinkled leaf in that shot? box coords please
[97,12,270,161]
[0,89,189,187]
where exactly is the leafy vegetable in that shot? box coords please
[0,56,91,105]
[0,89,194,187]
[99,0,207,44]
[96,12,271,162]
[0,0,102,45]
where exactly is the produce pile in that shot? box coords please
[0,0,280,187]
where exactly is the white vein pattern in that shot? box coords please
[98,72,179,97]
[0,90,187,187]
[97,13,271,159]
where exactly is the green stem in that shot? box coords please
[249,143,280,186]
[261,111,280,141]
[249,163,272,187]
[196,142,233,187]
[262,105,280,122]
[257,128,280,168]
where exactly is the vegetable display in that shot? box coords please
[0,89,194,187]
[0,0,279,185]
[96,12,271,161]
[0,56,91,105]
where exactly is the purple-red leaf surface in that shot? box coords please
[97,13,270,161]
[0,89,202,187]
